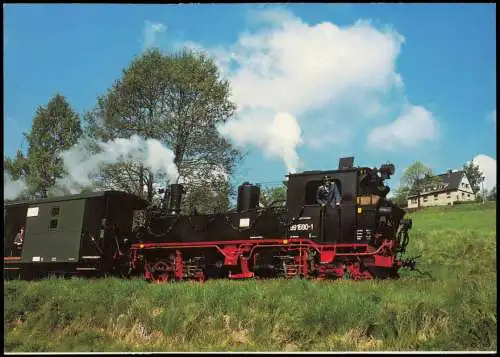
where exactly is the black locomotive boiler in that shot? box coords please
[3,157,414,282]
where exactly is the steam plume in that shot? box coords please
[4,173,28,201]
[54,135,179,194]
[218,110,302,173]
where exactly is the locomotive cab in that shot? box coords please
[286,159,358,243]
[286,157,400,244]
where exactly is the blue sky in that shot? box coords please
[3,4,497,192]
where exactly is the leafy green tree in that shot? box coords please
[14,94,82,198]
[401,161,442,209]
[182,180,233,214]
[463,160,485,194]
[85,48,243,206]
[260,185,287,208]
[4,149,30,181]
[392,185,410,207]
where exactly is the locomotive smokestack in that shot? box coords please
[237,182,260,211]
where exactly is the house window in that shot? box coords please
[468,194,470,198]
[423,197,428,202]
[434,194,438,200]
[461,192,465,199]
[446,192,451,198]
[411,199,417,204]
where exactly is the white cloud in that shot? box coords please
[472,154,497,191]
[181,9,435,171]
[143,21,166,50]
[367,105,439,151]
[226,15,405,115]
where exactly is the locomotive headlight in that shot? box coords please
[139,244,145,249]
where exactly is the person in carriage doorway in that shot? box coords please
[11,226,25,256]
[13,226,24,247]
[316,176,341,208]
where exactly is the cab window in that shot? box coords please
[304,179,342,205]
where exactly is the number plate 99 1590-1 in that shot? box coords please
[289,223,314,231]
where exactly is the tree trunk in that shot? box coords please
[147,172,154,203]
[138,165,144,199]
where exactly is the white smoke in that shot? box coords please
[218,110,302,172]
[4,172,28,201]
[54,135,179,195]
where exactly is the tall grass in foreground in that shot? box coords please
[4,202,497,352]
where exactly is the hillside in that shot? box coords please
[3,202,497,352]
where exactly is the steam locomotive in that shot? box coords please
[3,157,415,281]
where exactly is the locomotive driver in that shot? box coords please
[316,176,341,208]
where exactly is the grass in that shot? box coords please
[4,201,497,352]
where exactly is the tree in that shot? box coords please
[12,95,82,198]
[4,149,30,181]
[260,185,287,208]
[475,186,490,203]
[400,161,442,210]
[463,160,485,194]
[84,48,243,207]
[182,180,233,214]
[392,185,410,207]
[488,186,496,201]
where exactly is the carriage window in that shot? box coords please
[49,219,58,230]
[51,206,60,217]
[304,179,343,205]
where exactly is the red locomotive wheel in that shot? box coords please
[151,260,172,283]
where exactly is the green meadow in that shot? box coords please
[4,202,496,352]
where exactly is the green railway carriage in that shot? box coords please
[3,191,148,279]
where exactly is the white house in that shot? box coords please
[407,170,476,208]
